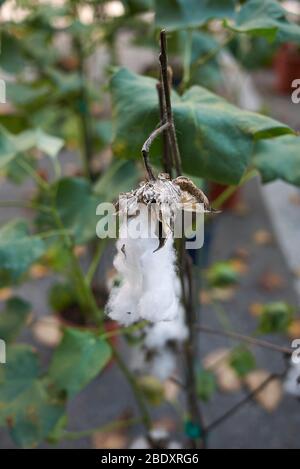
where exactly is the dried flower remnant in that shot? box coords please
[106,173,212,325]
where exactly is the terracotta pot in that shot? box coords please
[209,182,241,210]
[274,44,300,94]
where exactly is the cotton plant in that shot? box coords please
[106,173,211,326]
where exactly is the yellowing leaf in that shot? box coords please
[203,348,241,393]
[32,316,62,348]
[0,287,12,301]
[92,431,128,449]
[29,264,49,279]
[244,370,283,412]
[288,319,300,339]
[253,229,273,245]
[249,302,264,317]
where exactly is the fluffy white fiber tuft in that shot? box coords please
[106,205,180,325]
[129,308,188,381]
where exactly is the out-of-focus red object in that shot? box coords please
[274,44,300,94]
[209,182,240,210]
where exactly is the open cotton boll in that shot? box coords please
[106,204,180,324]
[150,348,177,381]
[129,344,176,381]
[106,281,141,325]
[283,360,300,397]
[139,237,180,322]
[144,307,188,350]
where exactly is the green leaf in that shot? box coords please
[110,68,293,184]
[94,159,140,201]
[3,154,37,185]
[0,297,31,342]
[122,0,153,14]
[94,119,113,149]
[0,125,64,168]
[227,0,300,44]
[254,135,300,187]
[6,82,50,107]
[0,33,27,74]
[48,282,75,313]
[0,219,46,287]
[55,177,99,244]
[196,369,217,402]
[0,126,17,167]
[258,302,294,334]
[155,0,236,30]
[186,31,222,90]
[229,346,256,378]
[207,261,239,287]
[48,328,111,398]
[35,177,100,245]
[0,345,64,447]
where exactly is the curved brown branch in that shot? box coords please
[141,122,170,180]
[196,324,292,356]
[156,82,172,176]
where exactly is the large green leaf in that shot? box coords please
[94,159,140,201]
[254,135,300,187]
[110,68,293,184]
[0,126,16,167]
[0,33,27,74]
[229,346,256,377]
[122,0,153,14]
[0,125,64,168]
[6,82,50,107]
[155,0,236,30]
[0,345,64,447]
[0,219,46,287]
[0,297,31,342]
[227,0,300,43]
[48,328,111,398]
[258,302,294,334]
[185,31,222,90]
[196,369,217,402]
[55,177,99,244]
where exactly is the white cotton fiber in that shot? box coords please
[150,348,177,381]
[144,307,188,349]
[106,205,181,325]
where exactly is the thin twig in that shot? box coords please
[183,249,207,449]
[156,29,206,449]
[156,82,172,176]
[159,30,182,177]
[196,324,292,356]
[141,122,170,180]
[206,373,281,432]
